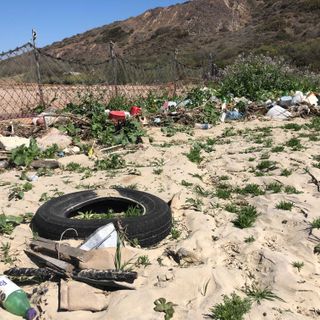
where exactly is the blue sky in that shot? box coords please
[0,0,186,52]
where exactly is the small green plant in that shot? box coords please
[194,185,211,197]
[219,175,230,181]
[0,214,23,235]
[1,242,16,265]
[153,167,163,175]
[276,201,294,211]
[215,188,232,199]
[233,205,259,229]
[181,180,193,187]
[114,236,134,271]
[244,236,255,243]
[256,160,276,172]
[186,144,202,164]
[136,255,151,268]
[283,123,302,131]
[225,203,239,213]
[65,162,88,173]
[310,218,320,229]
[266,182,282,193]
[237,184,265,196]
[271,145,285,153]
[281,169,293,177]
[171,227,181,240]
[208,292,251,320]
[95,154,126,170]
[10,138,40,166]
[154,298,177,320]
[244,283,284,305]
[284,185,302,194]
[286,138,303,151]
[185,198,203,211]
[292,261,304,272]
[8,182,33,201]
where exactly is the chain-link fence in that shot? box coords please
[0,38,220,120]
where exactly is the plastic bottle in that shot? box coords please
[0,275,36,319]
[194,123,212,129]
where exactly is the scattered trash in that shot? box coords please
[0,275,37,319]
[194,123,212,129]
[27,174,39,182]
[0,136,30,151]
[292,91,305,105]
[130,106,142,116]
[154,117,161,124]
[31,159,60,169]
[279,96,293,107]
[80,223,117,251]
[60,280,109,312]
[305,92,318,107]
[0,160,9,169]
[36,128,72,151]
[63,146,81,155]
[222,109,244,122]
[266,105,291,120]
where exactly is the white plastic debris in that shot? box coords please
[292,91,305,105]
[305,92,318,107]
[80,223,118,251]
[266,105,291,120]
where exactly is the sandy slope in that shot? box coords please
[1,118,320,320]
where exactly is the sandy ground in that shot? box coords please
[1,118,320,319]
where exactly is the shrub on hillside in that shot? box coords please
[218,54,320,100]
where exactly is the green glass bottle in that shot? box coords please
[0,276,36,319]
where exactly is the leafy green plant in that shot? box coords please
[266,182,282,193]
[283,123,303,131]
[181,180,193,187]
[256,160,277,172]
[284,186,302,194]
[1,242,16,265]
[194,185,211,197]
[286,138,303,151]
[136,255,151,268]
[154,298,177,320]
[215,188,232,199]
[8,182,33,201]
[233,205,259,229]
[95,154,126,170]
[186,144,202,164]
[281,169,292,177]
[310,218,320,229]
[209,293,251,320]
[244,284,284,305]
[292,261,304,272]
[65,162,89,173]
[244,236,255,243]
[237,184,265,196]
[276,201,294,211]
[171,227,181,240]
[0,214,23,235]
[271,145,285,153]
[225,203,239,213]
[10,138,40,167]
[185,198,203,211]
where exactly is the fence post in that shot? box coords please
[109,41,118,96]
[172,49,178,97]
[209,53,218,80]
[32,29,45,107]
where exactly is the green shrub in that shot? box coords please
[209,293,251,320]
[219,54,318,100]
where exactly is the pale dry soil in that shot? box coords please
[1,118,320,320]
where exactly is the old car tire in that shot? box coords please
[31,188,172,247]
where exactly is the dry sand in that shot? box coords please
[1,118,320,319]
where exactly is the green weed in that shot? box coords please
[244,284,284,305]
[276,201,294,211]
[209,292,251,320]
[292,261,304,272]
[233,205,259,229]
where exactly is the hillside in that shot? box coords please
[42,0,320,70]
